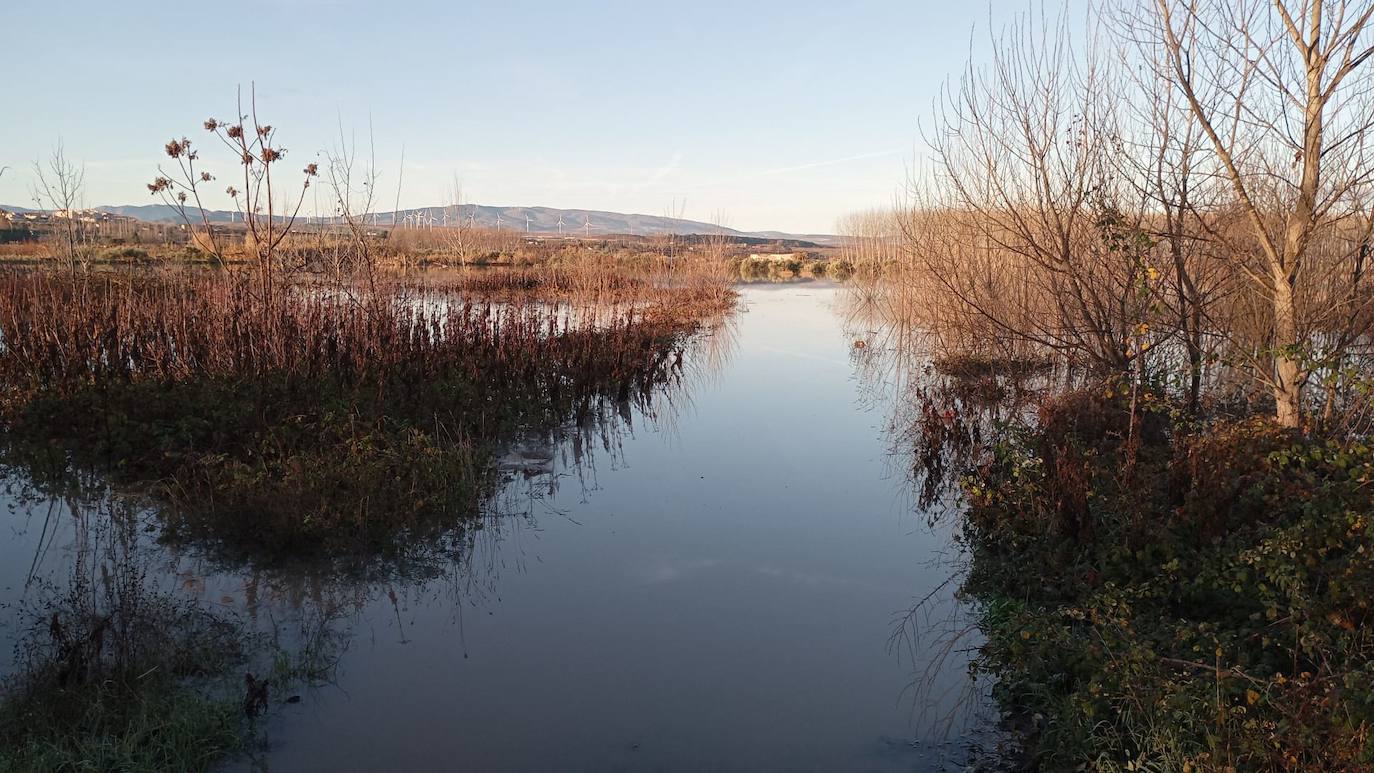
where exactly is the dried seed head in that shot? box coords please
[226,186,239,198]
[204,118,219,131]
[226,124,244,140]
[147,177,173,194]
[200,171,213,182]
[304,163,318,176]
[165,139,187,158]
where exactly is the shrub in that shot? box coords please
[960,393,1374,770]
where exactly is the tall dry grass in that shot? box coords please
[0,266,732,395]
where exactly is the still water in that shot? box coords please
[1,282,995,772]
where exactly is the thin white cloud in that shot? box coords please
[757,149,904,177]
[683,149,904,191]
[648,151,683,183]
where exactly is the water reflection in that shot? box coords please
[843,285,1054,768]
[1,285,1009,772]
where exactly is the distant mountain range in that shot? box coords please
[2,202,840,246]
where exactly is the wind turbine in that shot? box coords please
[556,214,565,235]
[583,215,593,237]
[495,212,503,230]
[525,213,532,234]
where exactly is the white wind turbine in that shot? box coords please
[556,214,565,235]
[583,214,593,237]
[495,212,503,230]
[525,213,532,233]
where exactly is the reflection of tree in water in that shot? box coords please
[842,287,1049,516]
[841,287,1044,766]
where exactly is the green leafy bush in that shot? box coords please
[963,392,1374,770]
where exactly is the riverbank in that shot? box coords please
[958,388,1374,770]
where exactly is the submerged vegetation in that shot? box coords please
[0,494,262,773]
[0,485,346,773]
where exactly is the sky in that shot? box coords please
[0,1,1026,234]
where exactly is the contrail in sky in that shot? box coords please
[683,149,904,190]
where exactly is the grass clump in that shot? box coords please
[0,551,249,773]
[95,245,152,262]
[959,389,1374,770]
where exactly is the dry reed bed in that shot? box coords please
[0,267,735,561]
[0,269,731,395]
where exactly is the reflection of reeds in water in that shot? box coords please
[841,285,1059,517]
[0,483,347,772]
[843,283,1051,764]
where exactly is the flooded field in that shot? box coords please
[1,282,997,772]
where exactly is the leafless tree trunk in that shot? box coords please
[1145,0,1374,427]
[31,142,85,271]
[323,116,383,276]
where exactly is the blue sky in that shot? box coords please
[1,1,1022,233]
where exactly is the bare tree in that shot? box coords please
[30,142,86,271]
[1144,0,1374,427]
[906,10,1160,375]
[323,115,383,275]
[444,175,477,264]
[836,208,901,273]
[1110,21,1237,414]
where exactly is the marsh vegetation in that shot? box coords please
[0,183,738,770]
[7,2,1374,771]
[842,1,1374,770]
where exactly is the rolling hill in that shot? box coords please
[8,203,840,245]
